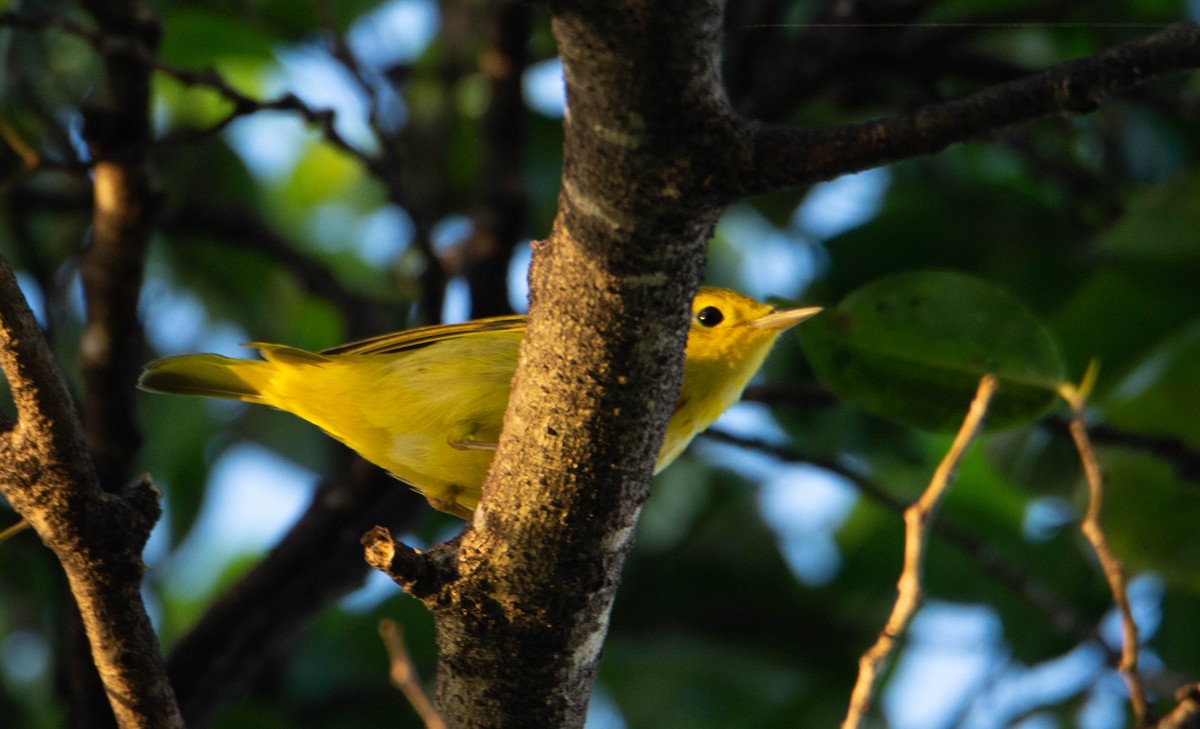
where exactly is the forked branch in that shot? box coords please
[0,255,181,729]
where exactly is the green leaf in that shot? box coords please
[282,143,365,209]
[1101,449,1200,592]
[812,157,1091,313]
[159,9,276,68]
[1104,322,1200,452]
[801,271,1066,431]
[1052,268,1200,388]
[1094,172,1200,263]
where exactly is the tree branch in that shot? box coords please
[379,619,447,729]
[1063,383,1149,725]
[463,0,531,318]
[730,23,1200,197]
[77,0,160,491]
[361,526,459,604]
[157,203,392,340]
[166,456,426,727]
[1157,684,1200,729]
[0,254,182,729]
[842,374,997,729]
[409,0,741,725]
[701,427,1103,647]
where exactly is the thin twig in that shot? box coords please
[742,380,1200,484]
[1052,416,1200,483]
[1155,683,1200,729]
[0,10,378,171]
[702,428,1098,646]
[1062,378,1150,725]
[0,518,31,542]
[0,118,40,171]
[841,374,997,729]
[379,619,447,729]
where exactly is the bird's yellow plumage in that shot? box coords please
[138,287,820,518]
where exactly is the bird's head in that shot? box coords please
[684,287,821,369]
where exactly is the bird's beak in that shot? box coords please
[750,306,823,331]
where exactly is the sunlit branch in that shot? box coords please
[0,253,182,729]
[1061,379,1150,725]
[0,517,31,542]
[361,525,457,604]
[379,619,447,729]
[841,374,997,729]
[1155,683,1200,729]
[741,382,1200,485]
[702,427,1099,646]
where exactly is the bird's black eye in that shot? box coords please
[696,306,724,327]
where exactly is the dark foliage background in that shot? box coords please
[1,0,1199,727]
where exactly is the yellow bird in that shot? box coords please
[138,287,820,518]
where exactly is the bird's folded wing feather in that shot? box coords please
[320,315,528,356]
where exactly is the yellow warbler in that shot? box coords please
[138,287,820,518]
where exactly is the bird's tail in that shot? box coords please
[138,353,276,403]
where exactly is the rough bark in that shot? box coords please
[729,23,1200,197]
[0,255,183,729]
[402,1,743,725]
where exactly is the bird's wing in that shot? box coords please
[320,314,528,356]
